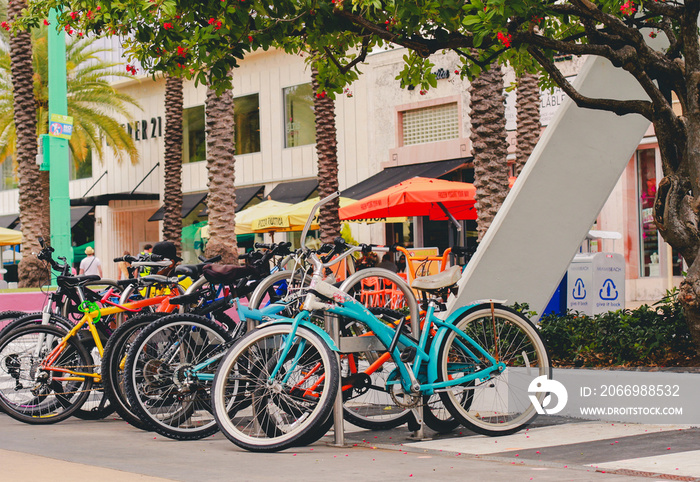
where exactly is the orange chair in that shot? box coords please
[360,276,385,307]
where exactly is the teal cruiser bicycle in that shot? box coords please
[210,195,551,452]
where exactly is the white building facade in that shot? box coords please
[0,46,680,306]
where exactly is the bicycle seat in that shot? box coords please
[203,264,258,284]
[56,275,101,287]
[174,264,202,279]
[117,278,139,287]
[411,265,462,292]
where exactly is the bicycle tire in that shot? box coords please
[437,304,550,436]
[101,312,166,429]
[421,394,461,434]
[0,312,74,341]
[0,312,113,421]
[248,269,310,316]
[0,324,94,423]
[212,324,339,452]
[0,310,29,331]
[124,313,233,440]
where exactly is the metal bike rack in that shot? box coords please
[327,268,425,445]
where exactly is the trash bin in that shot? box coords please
[567,252,625,315]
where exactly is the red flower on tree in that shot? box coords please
[497,31,512,47]
[163,22,174,29]
[620,1,636,15]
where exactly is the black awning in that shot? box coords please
[0,214,19,229]
[267,179,318,204]
[71,191,159,206]
[234,185,264,211]
[148,192,207,222]
[71,206,94,228]
[341,158,470,200]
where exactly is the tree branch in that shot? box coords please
[528,46,654,119]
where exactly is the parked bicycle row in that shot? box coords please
[0,194,551,453]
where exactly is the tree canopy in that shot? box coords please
[16,0,700,344]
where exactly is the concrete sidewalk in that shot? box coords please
[0,414,653,482]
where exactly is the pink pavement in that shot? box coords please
[0,291,51,312]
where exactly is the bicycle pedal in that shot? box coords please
[400,346,416,363]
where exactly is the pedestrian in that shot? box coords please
[140,243,154,276]
[79,246,102,277]
[117,250,131,280]
[377,253,398,273]
[355,251,378,271]
[397,254,407,273]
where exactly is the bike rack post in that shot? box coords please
[325,311,346,447]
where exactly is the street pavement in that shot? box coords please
[0,411,697,481]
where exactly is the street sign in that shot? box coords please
[48,113,73,140]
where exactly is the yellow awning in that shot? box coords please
[235,200,292,234]
[251,197,356,233]
[0,227,22,246]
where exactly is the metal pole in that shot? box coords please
[325,312,345,447]
[45,9,73,267]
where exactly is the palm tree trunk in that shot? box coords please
[469,63,509,242]
[204,77,239,264]
[515,72,541,177]
[162,75,183,254]
[311,65,340,243]
[10,0,45,287]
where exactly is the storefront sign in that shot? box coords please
[125,116,163,141]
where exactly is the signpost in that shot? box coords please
[40,9,73,268]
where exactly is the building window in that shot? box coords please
[283,83,316,148]
[69,149,92,180]
[401,103,458,146]
[0,157,17,191]
[637,148,659,277]
[234,94,260,155]
[183,105,206,164]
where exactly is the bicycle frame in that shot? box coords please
[37,291,177,384]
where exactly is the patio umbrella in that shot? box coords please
[339,177,477,224]
[235,200,292,234]
[251,196,356,233]
[0,227,22,246]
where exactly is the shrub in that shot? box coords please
[536,289,695,366]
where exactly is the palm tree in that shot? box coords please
[204,74,239,264]
[161,74,183,253]
[515,72,540,177]
[311,63,340,243]
[8,0,43,287]
[0,27,140,170]
[1,22,140,286]
[469,62,510,242]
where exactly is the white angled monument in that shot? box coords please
[449,55,651,318]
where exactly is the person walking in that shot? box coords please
[139,244,153,276]
[117,250,131,279]
[79,246,102,277]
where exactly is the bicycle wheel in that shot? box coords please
[0,312,74,341]
[0,324,94,424]
[0,310,28,332]
[0,312,112,420]
[101,312,165,429]
[124,313,233,440]
[212,324,339,452]
[248,269,310,315]
[421,393,461,434]
[437,304,550,436]
[340,308,412,430]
